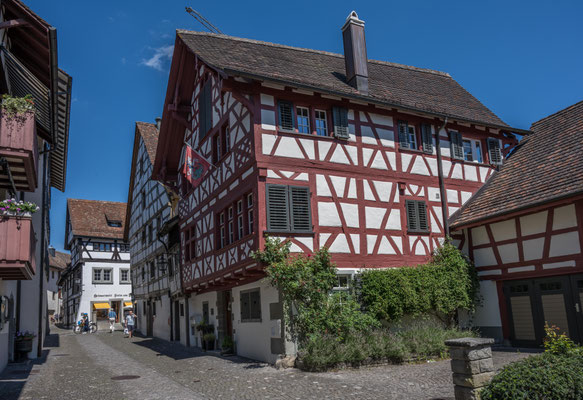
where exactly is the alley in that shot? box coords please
[0,326,531,400]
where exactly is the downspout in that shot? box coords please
[434,117,450,237]
[37,143,49,357]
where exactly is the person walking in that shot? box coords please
[125,310,136,339]
[108,308,117,333]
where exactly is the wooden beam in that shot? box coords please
[167,103,191,114]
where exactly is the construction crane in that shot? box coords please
[185,7,223,34]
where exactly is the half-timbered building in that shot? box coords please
[451,100,583,346]
[61,199,131,331]
[125,121,186,344]
[0,0,72,371]
[47,249,69,320]
[153,12,528,362]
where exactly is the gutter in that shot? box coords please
[37,143,49,357]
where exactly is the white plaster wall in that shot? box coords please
[0,280,17,372]
[188,291,218,348]
[467,280,502,328]
[231,279,280,364]
[152,294,171,341]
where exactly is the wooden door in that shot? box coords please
[146,300,153,337]
[174,301,181,341]
[533,276,577,341]
[504,280,538,346]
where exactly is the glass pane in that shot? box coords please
[475,142,483,163]
[463,140,473,161]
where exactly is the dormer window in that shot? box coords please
[107,220,122,228]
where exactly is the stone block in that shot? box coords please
[445,337,494,348]
[451,358,494,374]
[453,372,495,388]
[450,347,492,361]
[454,385,483,400]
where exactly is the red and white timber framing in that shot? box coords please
[156,40,518,296]
[460,197,583,337]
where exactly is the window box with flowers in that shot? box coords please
[0,94,38,192]
[0,199,38,280]
[14,330,36,353]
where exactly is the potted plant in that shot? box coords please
[1,94,35,115]
[221,335,234,355]
[203,333,216,351]
[14,330,36,353]
[0,198,39,217]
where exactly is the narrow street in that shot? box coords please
[0,326,531,400]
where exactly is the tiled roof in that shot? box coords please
[49,250,70,270]
[450,100,583,229]
[135,122,159,165]
[67,199,127,240]
[178,31,512,130]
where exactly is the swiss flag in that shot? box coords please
[182,145,210,189]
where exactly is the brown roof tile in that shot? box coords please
[49,250,70,270]
[136,122,159,165]
[67,199,127,240]
[178,31,512,130]
[450,100,583,229]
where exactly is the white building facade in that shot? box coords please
[126,121,187,344]
[61,199,131,330]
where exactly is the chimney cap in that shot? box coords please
[341,11,364,31]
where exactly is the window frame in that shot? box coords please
[120,268,130,284]
[247,193,254,235]
[240,288,262,323]
[314,109,329,137]
[462,138,483,163]
[296,106,311,134]
[237,200,244,240]
[266,184,312,233]
[92,267,113,284]
[405,199,430,234]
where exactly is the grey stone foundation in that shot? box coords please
[445,337,495,400]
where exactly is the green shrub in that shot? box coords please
[481,352,583,400]
[359,241,479,325]
[544,322,576,355]
[297,325,475,371]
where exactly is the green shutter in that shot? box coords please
[249,290,261,320]
[332,107,350,139]
[266,184,290,231]
[398,121,409,149]
[278,100,294,130]
[449,131,463,159]
[405,200,418,231]
[487,138,503,165]
[421,123,433,154]
[417,201,428,231]
[240,292,250,321]
[289,186,311,232]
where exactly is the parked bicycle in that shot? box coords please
[73,313,97,334]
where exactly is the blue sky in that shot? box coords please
[27,1,582,252]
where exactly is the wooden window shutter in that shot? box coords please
[266,184,290,231]
[487,138,503,165]
[249,290,261,320]
[405,200,419,231]
[332,107,350,139]
[278,100,294,131]
[449,131,463,159]
[398,120,409,149]
[289,186,311,232]
[240,291,250,320]
[199,79,212,138]
[416,201,429,231]
[421,123,433,154]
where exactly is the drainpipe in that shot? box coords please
[37,144,49,357]
[434,117,450,237]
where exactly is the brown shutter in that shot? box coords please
[289,186,311,232]
[405,200,418,231]
[278,100,294,131]
[421,123,433,154]
[449,131,463,159]
[266,184,290,231]
[398,121,409,149]
[332,107,350,139]
[417,201,428,231]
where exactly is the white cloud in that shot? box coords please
[141,45,174,71]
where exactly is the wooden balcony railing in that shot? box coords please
[0,111,38,192]
[0,214,36,279]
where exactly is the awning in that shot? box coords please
[93,302,110,310]
[124,302,133,308]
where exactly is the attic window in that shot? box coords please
[107,220,122,228]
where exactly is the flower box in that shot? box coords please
[0,213,36,279]
[0,111,38,192]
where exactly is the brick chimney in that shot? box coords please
[341,11,369,94]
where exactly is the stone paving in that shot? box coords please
[0,326,534,400]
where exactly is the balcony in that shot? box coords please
[0,111,38,192]
[0,214,36,279]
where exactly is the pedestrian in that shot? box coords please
[108,308,117,333]
[125,310,136,339]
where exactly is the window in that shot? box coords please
[278,100,294,131]
[184,229,191,261]
[334,275,350,290]
[180,303,184,316]
[228,207,234,244]
[213,133,222,163]
[141,266,145,281]
[266,184,311,232]
[296,106,310,134]
[247,194,254,234]
[152,300,157,316]
[199,79,212,138]
[219,212,225,249]
[449,131,464,160]
[236,200,244,240]
[240,288,261,322]
[141,230,146,245]
[223,125,231,154]
[405,200,429,233]
[143,301,146,315]
[141,191,146,208]
[463,139,483,163]
[92,268,113,284]
[157,215,162,231]
[487,138,503,165]
[148,224,154,244]
[315,110,328,136]
[202,302,209,323]
[332,106,349,139]
[150,261,156,279]
[107,220,122,228]
[398,121,417,150]
[120,269,130,284]
[420,123,433,154]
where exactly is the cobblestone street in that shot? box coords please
[0,326,532,400]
